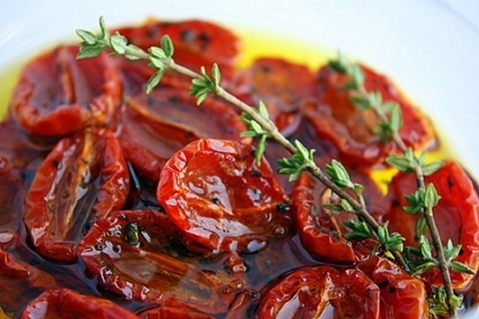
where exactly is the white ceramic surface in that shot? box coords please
[1,1,479,317]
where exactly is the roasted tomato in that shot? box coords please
[79,209,242,314]
[0,248,58,313]
[233,58,314,135]
[11,46,121,137]
[256,265,380,318]
[358,256,429,319]
[385,161,479,289]
[20,288,140,319]
[137,299,216,319]
[291,170,389,264]
[115,19,239,92]
[157,139,291,254]
[303,64,436,167]
[24,128,129,262]
[119,87,246,181]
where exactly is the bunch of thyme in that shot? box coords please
[76,17,475,317]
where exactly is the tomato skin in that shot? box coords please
[20,288,140,319]
[11,46,122,137]
[233,58,315,135]
[0,248,58,313]
[303,65,436,167]
[119,87,246,181]
[137,299,216,319]
[256,265,380,319]
[24,128,129,262]
[115,19,239,92]
[358,256,429,319]
[157,139,291,254]
[79,209,242,314]
[386,161,479,289]
[291,171,389,264]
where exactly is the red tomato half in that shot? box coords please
[386,161,479,289]
[115,19,239,92]
[119,87,246,181]
[358,256,429,319]
[137,299,216,319]
[24,128,129,262]
[20,288,140,319]
[79,209,242,314]
[256,265,380,319]
[291,171,389,264]
[233,58,315,135]
[303,64,436,167]
[11,46,121,137]
[157,139,291,254]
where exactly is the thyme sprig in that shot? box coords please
[328,53,467,316]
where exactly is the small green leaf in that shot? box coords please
[149,46,167,60]
[418,235,435,261]
[258,100,270,119]
[389,103,403,132]
[344,219,373,240]
[161,35,174,58]
[76,45,105,59]
[145,70,165,94]
[424,183,441,210]
[349,95,371,110]
[110,33,128,54]
[422,160,444,176]
[211,63,221,87]
[99,16,108,40]
[386,153,414,172]
[450,261,475,275]
[413,261,437,275]
[340,199,354,213]
[255,135,267,166]
[125,44,144,61]
[325,159,354,189]
[76,29,98,45]
[415,216,427,238]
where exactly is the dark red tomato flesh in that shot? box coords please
[119,87,246,181]
[358,256,429,319]
[20,288,140,319]
[24,128,129,262]
[291,170,390,264]
[233,58,315,135]
[79,209,242,314]
[303,64,436,167]
[157,139,291,254]
[256,265,380,319]
[11,46,122,137]
[0,248,58,313]
[386,161,479,289]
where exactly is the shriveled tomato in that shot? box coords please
[385,161,479,289]
[157,139,291,254]
[291,170,389,264]
[115,19,239,92]
[11,45,122,137]
[303,64,436,167]
[119,87,246,181]
[233,58,314,135]
[20,288,139,319]
[137,299,216,319]
[24,128,129,262]
[256,265,380,318]
[0,248,58,313]
[79,209,242,314]
[358,256,429,319]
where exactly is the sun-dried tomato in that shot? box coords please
[24,128,129,262]
[157,139,291,254]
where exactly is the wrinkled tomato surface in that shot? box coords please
[24,128,130,262]
[157,138,291,254]
[303,64,437,167]
[20,288,140,319]
[386,161,479,289]
[0,18,477,319]
[11,46,122,137]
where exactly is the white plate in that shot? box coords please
[1,0,479,317]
